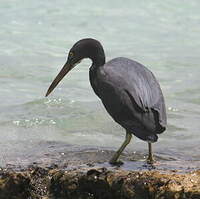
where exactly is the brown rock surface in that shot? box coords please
[0,167,200,199]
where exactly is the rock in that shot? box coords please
[0,171,30,199]
[0,167,200,199]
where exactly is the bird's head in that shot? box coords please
[45,38,105,97]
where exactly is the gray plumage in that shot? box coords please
[90,57,166,142]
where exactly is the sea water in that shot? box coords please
[0,0,200,169]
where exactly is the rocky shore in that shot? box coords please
[0,143,199,199]
[0,165,200,199]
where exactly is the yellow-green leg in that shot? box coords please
[147,142,154,164]
[109,131,132,165]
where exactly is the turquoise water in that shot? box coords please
[0,0,200,168]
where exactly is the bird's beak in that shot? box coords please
[45,61,73,97]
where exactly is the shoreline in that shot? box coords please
[0,165,200,199]
[1,143,199,198]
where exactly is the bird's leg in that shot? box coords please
[109,131,132,165]
[147,142,154,164]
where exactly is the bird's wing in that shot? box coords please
[99,57,167,127]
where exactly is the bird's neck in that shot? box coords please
[89,53,105,77]
[85,39,106,68]
[91,54,105,68]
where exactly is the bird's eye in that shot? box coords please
[69,52,74,58]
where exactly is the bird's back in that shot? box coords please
[91,57,166,142]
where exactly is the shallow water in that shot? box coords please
[0,0,200,170]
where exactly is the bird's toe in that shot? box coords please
[109,160,124,166]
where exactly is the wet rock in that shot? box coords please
[0,167,200,199]
[29,167,50,198]
[0,171,30,199]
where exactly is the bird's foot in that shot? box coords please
[146,156,155,165]
[109,159,124,166]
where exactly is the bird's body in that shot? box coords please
[46,38,167,165]
[89,57,166,142]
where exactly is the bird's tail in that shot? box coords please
[146,134,158,143]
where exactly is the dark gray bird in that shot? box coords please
[46,38,167,165]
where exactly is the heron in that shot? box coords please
[45,38,167,165]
